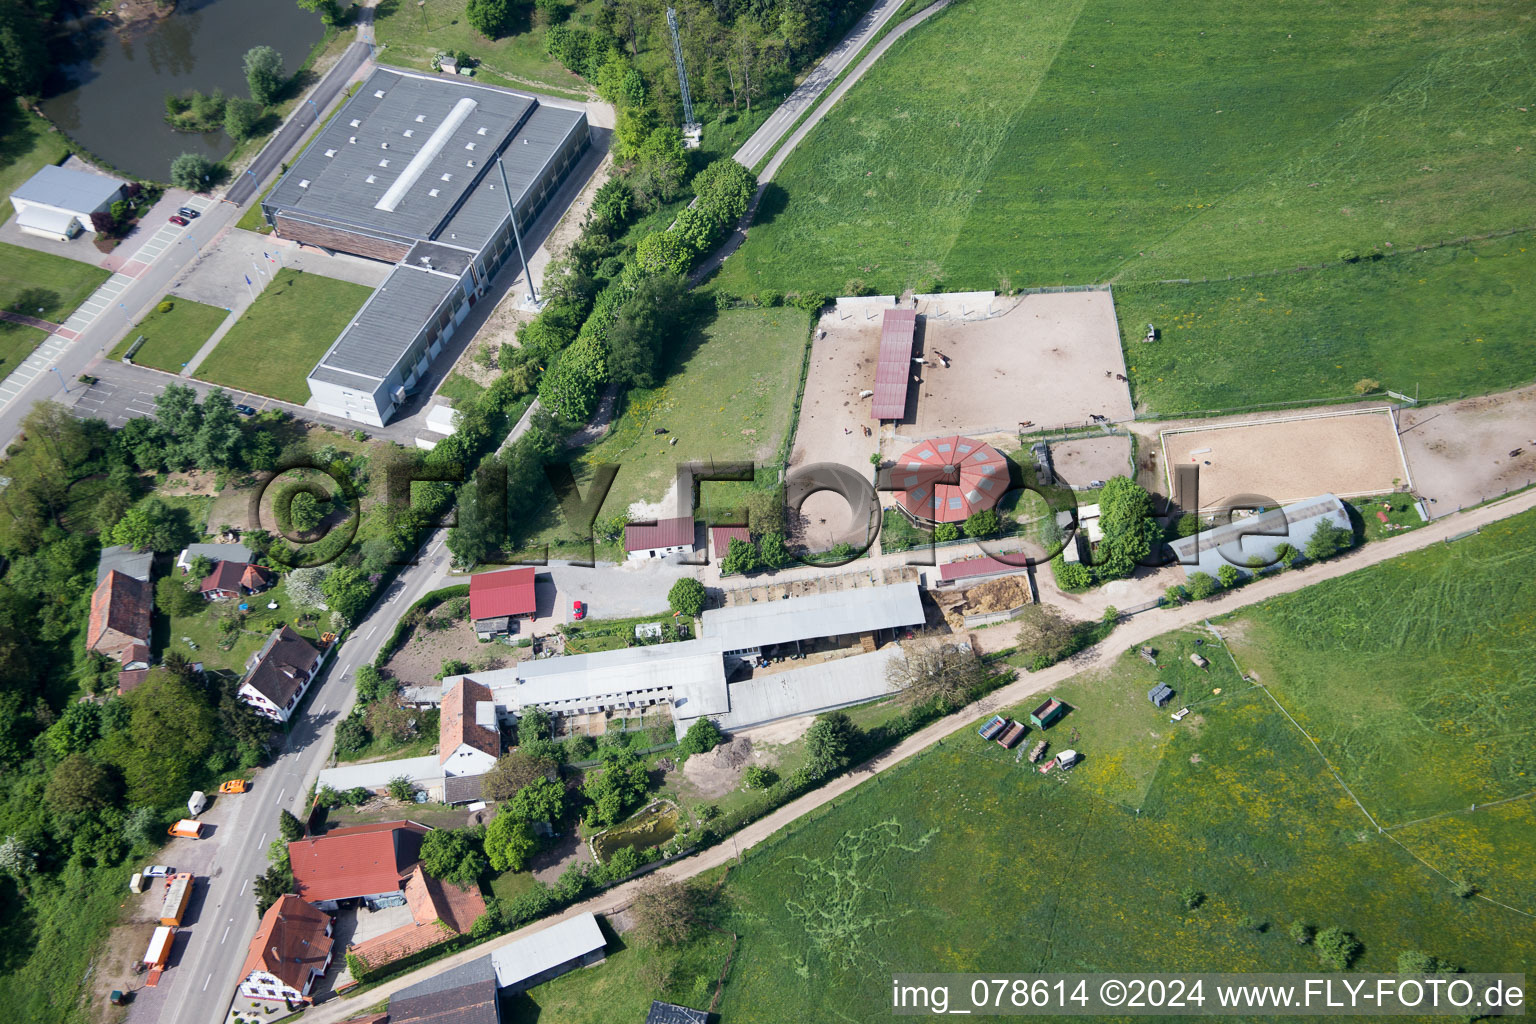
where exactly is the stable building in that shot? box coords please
[1168,493,1351,581]
[469,565,538,638]
[288,821,430,910]
[624,516,697,561]
[890,435,1008,526]
[260,66,591,426]
[8,164,126,241]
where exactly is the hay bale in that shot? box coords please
[961,576,1033,614]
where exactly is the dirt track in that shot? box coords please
[298,485,1536,1024]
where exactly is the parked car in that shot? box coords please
[234,404,257,416]
[176,206,199,219]
[142,865,174,877]
[571,600,586,620]
[218,779,248,794]
[168,215,189,226]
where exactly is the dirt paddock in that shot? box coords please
[1158,409,1408,509]
[1397,384,1536,514]
[1045,435,1132,488]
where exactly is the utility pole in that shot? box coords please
[495,157,541,309]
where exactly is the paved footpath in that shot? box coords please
[299,484,1536,1024]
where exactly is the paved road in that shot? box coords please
[149,532,455,1024]
[732,0,909,170]
[297,484,1536,1024]
[225,41,373,206]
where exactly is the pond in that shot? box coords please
[41,0,326,180]
[591,803,680,863]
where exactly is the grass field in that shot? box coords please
[719,0,1536,299]
[1117,234,1536,414]
[193,268,371,402]
[1224,507,1536,824]
[0,104,69,227]
[514,308,810,554]
[372,0,591,98]
[108,297,229,372]
[0,242,110,322]
[0,323,47,376]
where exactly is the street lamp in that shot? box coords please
[49,366,69,393]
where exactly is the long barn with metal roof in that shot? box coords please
[260,66,591,426]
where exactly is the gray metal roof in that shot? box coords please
[698,645,905,733]
[177,542,252,567]
[441,103,588,250]
[12,164,123,213]
[701,581,926,652]
[98,545,153,585]
[404,239,475,277]
[313,263,458,381]
[266,67,535,243]
[1169,493,1350,579]
[390,954,498,1024]
[488,912,605,988]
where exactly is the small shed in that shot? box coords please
[977,714,1006,740]
[1189,652,1210,670]
[1057,748,1080,768]
[1147,683,1174,708]
[1029,697,1068,730]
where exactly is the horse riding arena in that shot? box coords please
[1158,407,1409,509]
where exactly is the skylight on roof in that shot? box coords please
[477,126,487,135]
[374,89,385,98]
[403,129,414,138]
[465,142,476,151]
[348,136,357,144]
[416,114,427,123]
[379,159,390,167]
[365,175,376,184]
[441,173,452,181]
[949,497,963,509]
[298,179,310,188]
[428,188,440,197]
[349,119,360,127]
[324,149,336,158]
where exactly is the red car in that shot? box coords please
[169,215,189,226]
[571,600,586,620]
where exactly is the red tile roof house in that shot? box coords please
[289,821,430,910]
[624,516,696,562]
[86,570,152,665]
[468,566,537,638]
[238,626,323,723]
[346,865,486,976]
[238,895,334,1007]
[709,526,750,561]
[199,560,275,601]
[439,678,500,779]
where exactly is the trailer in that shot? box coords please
[142,926,173,987]
[1189,652,1210,670]
[1057,748,1080,768]
[1029,698,1068,730]
[996,720,1027,749]
[159,873,193,926]
[977,714,1007,741]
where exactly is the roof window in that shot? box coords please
[374,89,386,98]
[349,119,360,127]
[298,179,310,189]
[323,149,336,158]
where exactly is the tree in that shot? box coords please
[0,835,35,894]
[1053,558,1091,591]
[321,565,373,622]
[387,775,416,801]
[742,490,784,536]
[690,158,756,232]
[296,0,344,26]
[581,747,648,826]
[277,808,304,842]
[934,522,960,542]
[1185,572,1217,600]
[633,229,694,277]
[678,716,723,757]
[1014,604,1081,669]
[804,711,857,779]
[758,532,790,569]
[1216,564,1241,588]
[719,537,760,576]
[285,565,331,608]
[484,812,537,872]
[630,877,702,947]
[367,695,418,744]
[962,508,1002,538]
[591,178,633,228]
[668,577,706,618]
[1398,950,1447,975]
[1304,523,1353,561]
[286,490,325,533]
[632,126,689,205]
[253,863,293,917]
[607,273,692,387]
[742,765,776,790]
[45,753,119,821]
[484,750,556,802]
[335,714,369,756]
[887,639,984,710]
[537,334,606,421]
[156,573,204,617]
[224,96,263,141]
[110,496,188,551]
[1162,584,1186,607]
[517,705,552,747]
[1094,477,1158,580]
[354,663,396,704]
[170,152,216,191]
[1289,922,1314,945]
[509,775,565,825]
[107,670,216,806]
[466,0,514,38]
[243,45,284,105]
[420,827,487,888]
[1315,926,1362,969]
[1180,887,1205,910]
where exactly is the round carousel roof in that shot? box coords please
[892,435,1007,524]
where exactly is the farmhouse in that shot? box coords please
[288,820,430,910]
[890,435,1007,526]
[237,626,323,722]
[1168,493,1352,580]
[624,516,697,561]
[96,545,152,585]
[237,895,334,1006]
[86,570,152,665]
[260,66,592,426]
[440,678,500,778]
[468,565,537,638]
[8,164,126,241]
[428,581,927,736]
[198,559,274,601]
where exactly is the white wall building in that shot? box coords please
[9,164,125,241]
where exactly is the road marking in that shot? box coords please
[277,789,285,804]
[203,973,212,991]
[221,925,230,944]
[240,878,248,895]
[365,624,378,639]
[259,832,267,847]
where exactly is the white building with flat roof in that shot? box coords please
[9,164,125,240]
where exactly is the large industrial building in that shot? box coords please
[260,66,591,426]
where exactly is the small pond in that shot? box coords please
[591,803,680,863]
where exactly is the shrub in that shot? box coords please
[156,300,174,314]
[742,765,776,790]
[933,522,960,542]
[962,508,1002,538]
[1216,564,1241,588]
[668,577,706,618]
[1179,886,1205,910]
[387,776,416,802]
[1289,922,1314,945]
[756,289,782,308]
[170,152,216,191]
[1185,571,1218,600]
[1314,927,1362,969]
[1052,558,1091,591]
[677,716,722,757]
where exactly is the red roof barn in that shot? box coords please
[891,435,1008,525]
[468,567,537,631]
